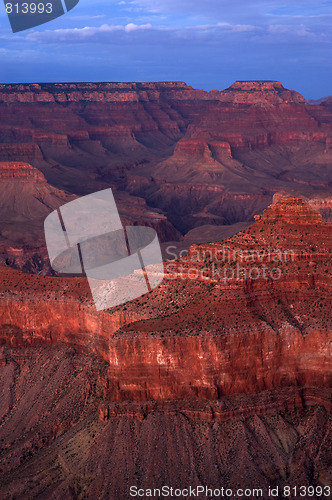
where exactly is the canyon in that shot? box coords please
[0,81,331,498]
[0,197,331,498]
[0,81,332,271]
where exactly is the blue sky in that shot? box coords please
[0,0,331,98]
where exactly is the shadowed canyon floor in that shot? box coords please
[0,198,331,499]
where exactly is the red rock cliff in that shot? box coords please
[0,198,330,404]
[0,82,208,103]
[217,80,306,104]
[0,161,46,181]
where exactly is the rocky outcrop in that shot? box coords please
[0,161,46,181]
[216,80,306,104]
[254,197,322,224]
[272,191,332,221]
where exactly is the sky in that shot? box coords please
[0,0,331,98]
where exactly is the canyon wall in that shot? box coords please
[0,199,330,404]
[1,81,332,273]
[0,198,331,498]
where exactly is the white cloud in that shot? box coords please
[25,22,153,41]
[124,22,152,32]
[19,13,329,45]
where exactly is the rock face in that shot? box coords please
[0,80,332,271]
[0,80,305,104]
[273,191,332,222]
[0,348,330,500]
[217,80,306,104]
[254,197,322,224]
[0,161,45,181]
[0,198,330,395]
[0,81,207,103]
[0,198,331,497]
